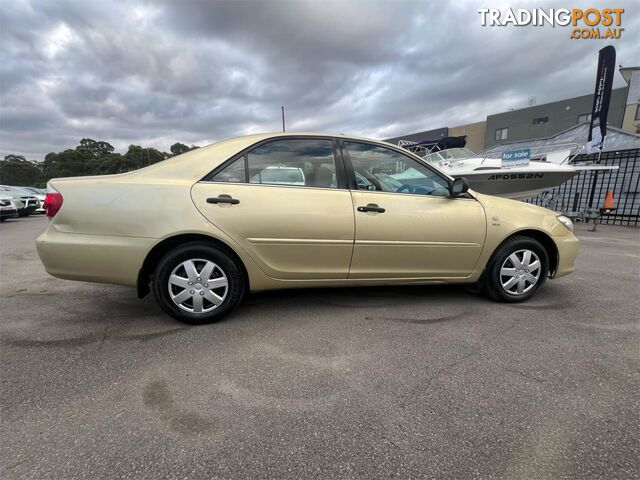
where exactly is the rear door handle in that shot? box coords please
[357,203,385,213]
[207,194,240,205]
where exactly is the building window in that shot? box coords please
[577,113,592,123]
[532,116,549,124]
[495,127,508,141]
[635,106,640,121]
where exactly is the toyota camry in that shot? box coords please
[36,133,579,324]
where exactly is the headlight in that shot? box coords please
[557,215,573,232]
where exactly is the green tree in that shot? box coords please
[85,153,123,176]
[41,139,121,179]
[0,155,43,186]
[77,138,115,158]
[3,138,176,185]
[170,142,199,156]
[42,148,93,179]
[122,145,165,171]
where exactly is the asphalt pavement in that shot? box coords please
[1,216,638,479]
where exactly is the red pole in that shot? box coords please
[281,106,285,132]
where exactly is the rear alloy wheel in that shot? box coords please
[484,236,549,303]
[152,243,244,324]
[168,259,229,314]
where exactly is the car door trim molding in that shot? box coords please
[351,189,478,201]
[247,238,353,245]
[355,240,481,247]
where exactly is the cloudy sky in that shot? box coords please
[1,0,638,159]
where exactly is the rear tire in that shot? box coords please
[152,243,244,324]
[483,236,549,303]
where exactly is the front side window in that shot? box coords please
[248,139,337,188]
[345,142,450,197]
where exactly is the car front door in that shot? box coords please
[191,137,354,280]
[343,141,486,279]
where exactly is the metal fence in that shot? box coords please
[525,148,640,227]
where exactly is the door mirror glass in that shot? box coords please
[451,177,469,196]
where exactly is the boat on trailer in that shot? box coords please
[398,137,615,200]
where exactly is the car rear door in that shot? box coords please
[342,140,486,279]
[191,137,354,280]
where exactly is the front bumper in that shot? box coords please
[0,207,18,218]
[552,232,580,278]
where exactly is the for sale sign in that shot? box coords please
[502,148,531,168]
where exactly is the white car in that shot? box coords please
[20,187,46,213]
[0,196,19,222]
[0,186,39,216]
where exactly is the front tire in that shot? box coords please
[152,243,244,324]
[484,236,549,303]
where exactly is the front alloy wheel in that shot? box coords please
[499,249,542,296]
[484,236,549,303]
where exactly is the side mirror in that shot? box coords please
[450,177,469,197]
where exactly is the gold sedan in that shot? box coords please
[36,133,579,324]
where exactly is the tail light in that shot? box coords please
[44,183,63,218]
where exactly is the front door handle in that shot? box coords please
[207,194,240,205]
[357,203,385,213]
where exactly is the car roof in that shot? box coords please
[129,132,403,182]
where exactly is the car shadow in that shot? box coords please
[243,283,480,307]
[2,281,570,350]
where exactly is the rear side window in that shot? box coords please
[208,139,338,188]
[248,139,337,188]
[210,156,246,183]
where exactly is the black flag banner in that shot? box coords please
[587,45,616,155]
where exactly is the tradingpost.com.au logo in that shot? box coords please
[478,8,624,39]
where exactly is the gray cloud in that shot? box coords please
[1,0,638,159]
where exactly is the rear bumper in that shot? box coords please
[552,232,580,278]
[36,226,155,287]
